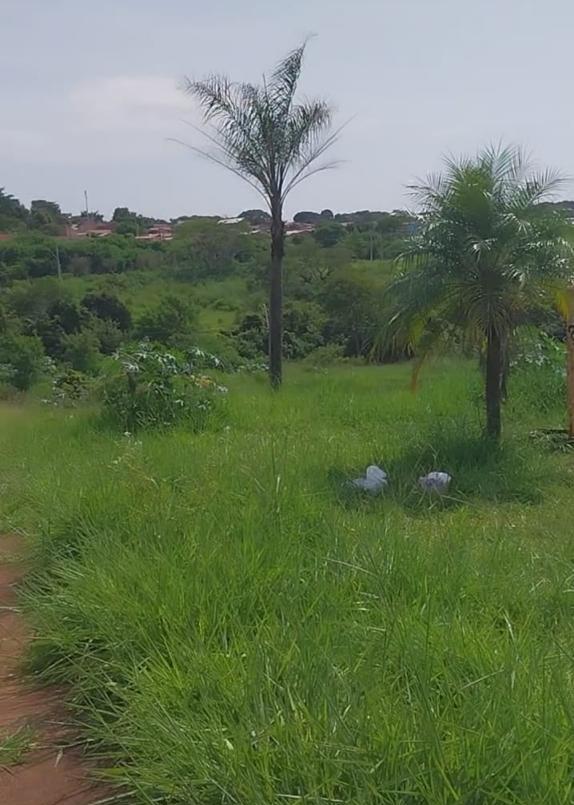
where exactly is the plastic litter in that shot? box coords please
[418,471,452,494]
[350,465,389,495]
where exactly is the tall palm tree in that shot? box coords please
[385,145,571,441]
[182,43,338,387]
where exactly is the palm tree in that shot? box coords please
[181,43,338,387]
[385,145,571,441]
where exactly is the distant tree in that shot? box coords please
[312,222,345,248]
[238,209,271,225]
[112,206,151,235]
[34,299,85,360]
[320,209,334,219]
[116,219,139,236]
[47,299,83,334]
[322,267,388,357]
[284,236,351,298]
[0,188,28,231]
[384,145,572,441]
[293,210,322,224]
[81,292,132,332]
[183,42,338,387]
[29,200,66,235]
[232,300,325,360]
[170,218,250,279]
[136,295,196,345]
[112,207,132,222]
[7,277,72,322]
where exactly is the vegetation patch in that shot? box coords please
[0,361,572,803]
[0,726,37,769]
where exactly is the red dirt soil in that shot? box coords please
[0,534,115,805]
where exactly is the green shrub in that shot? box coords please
[188,334,244,372]
[302,343,346,371]
[231,301,325,360]
[509,329,566,415]
[61,330,101,374]
[135,295,196,346]
[92,318,125,356]
[50,368,92,407]
[101,342,227,432]
[0,333,46,390]
[81,292,132,332]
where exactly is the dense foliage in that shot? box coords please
[0,178,570,426]
[0,196,417,395]
[101,342,227,432]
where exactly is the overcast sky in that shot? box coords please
[1,0,573,220]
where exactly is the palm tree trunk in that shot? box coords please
[485,327,503,441]
[269,200,284,388]
[500,332,509,402]
[566,289,574,440]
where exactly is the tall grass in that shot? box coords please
[1,360,574,804]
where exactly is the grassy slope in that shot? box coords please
[1,361,574,804]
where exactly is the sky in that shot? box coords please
[2,0,574,220]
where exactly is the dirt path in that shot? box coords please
[0,534,115,805]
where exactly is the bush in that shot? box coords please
[322,267,388,358]
[50,368,92,407]
[0,333,46,390]
[193,334,242,371]
[231,301,325,360]
[509,329,566,415]
[302,344,346,371]
[82,292,132,332]
[101,342,227,432]
[135,295,196,346]
[92,318,125,356]
[61,330,101,374]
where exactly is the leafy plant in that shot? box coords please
[50,368,92,407]
[102,342,227,432]
[509,329,566,414]
[0,333,46,390]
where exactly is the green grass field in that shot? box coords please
[1,360,574,804]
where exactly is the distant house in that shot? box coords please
[218,217,244,226]
[284,221,316,237]
[68,216,117,238]
[135,223,173,242]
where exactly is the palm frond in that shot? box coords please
[181,43,337,207]
[270,42,307,115]
[384,144,571,382]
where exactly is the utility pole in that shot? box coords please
[84,190,89,216]
[55,245,62,281]
[369,223,375,261]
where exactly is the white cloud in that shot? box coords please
[3,75,198,166]
[70,75,190,133]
